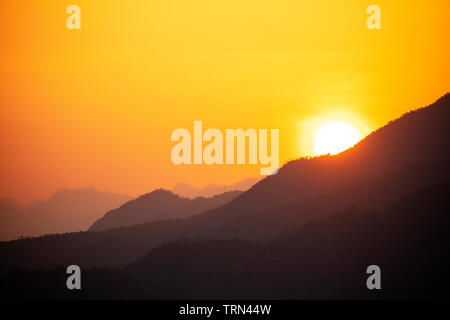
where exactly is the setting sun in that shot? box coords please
[313,121,362,155]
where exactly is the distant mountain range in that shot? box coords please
[0,187,131,241]
[4,181,447,299]
[0,93,449,299]
[89,190,242,231]
[172,177,261,198]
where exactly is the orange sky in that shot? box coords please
[0,0,449,204]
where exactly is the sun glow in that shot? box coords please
[313,121,362,155]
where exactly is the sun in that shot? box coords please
[313,120,362,155]
[299,111,370,157]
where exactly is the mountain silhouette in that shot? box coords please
[119,182,450,299]
[0,93,449,278]
[0,187,130,241]
[2,182,449,299]
[0,199,22,242]
[89,190,242,231]
[124,181,450,299]
[172,177,261,198]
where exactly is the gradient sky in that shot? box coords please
[1,0,449,204]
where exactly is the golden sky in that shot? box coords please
[0,0,449,204]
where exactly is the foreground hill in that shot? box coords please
[89,190,242,231]
[0,187,130,241]
[0,93,448,272]
[119,182,450,299]
[2,182,449,299]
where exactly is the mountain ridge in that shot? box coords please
[0,187,131,241]
[89,189,243,231]
[3,181,449,299]
[172,177,261,198]
[0,93,448,273]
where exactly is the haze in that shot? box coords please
[0,0,449,204]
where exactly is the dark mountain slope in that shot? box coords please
[89,190,242,231]
[2,182,449,299]
[114,182,450,299]
[0,94,448,272]
[224,93,450,214]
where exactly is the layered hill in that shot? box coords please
[121,182,450,299]
[0,187,130,241]
[0,93,448,273]
[2,182,449,299]
[89,190,242,231]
